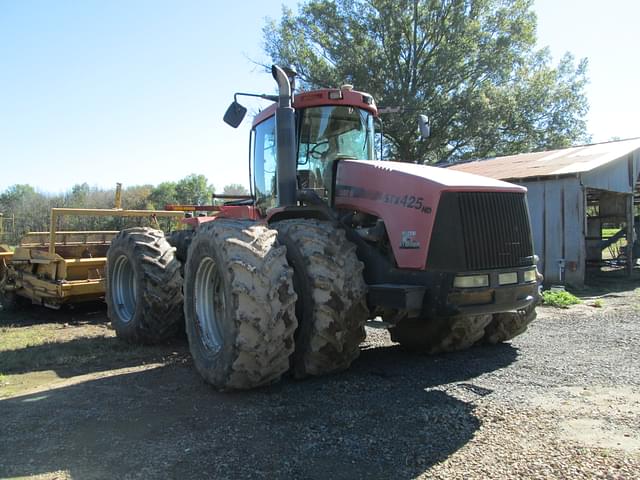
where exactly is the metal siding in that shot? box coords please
[521,182,545,276]
[580,158,634,193]
[563,181,585,287]
[542,180,565,284]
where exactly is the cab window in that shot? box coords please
[253,116,277,209]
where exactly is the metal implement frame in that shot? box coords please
[1,205,185,308]
[47,207,184,255]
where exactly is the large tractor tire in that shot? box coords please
[483,305,537,344]
[274,219,368,378]
[389,314,493,354]
[106,227,184,344]
[167,229,195,263]
[183,219,297,390]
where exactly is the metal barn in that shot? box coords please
[448,138,640,286]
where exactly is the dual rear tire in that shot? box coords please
[182,218,368,388]
[182,220,298,390]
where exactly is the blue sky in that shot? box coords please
[1,0,639,194]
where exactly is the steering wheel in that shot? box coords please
[308,140,329,159]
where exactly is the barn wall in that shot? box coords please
[520,178,585,286]
[581,153,640,194]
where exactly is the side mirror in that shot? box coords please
[223,101,247,128]
[418,114,430,139]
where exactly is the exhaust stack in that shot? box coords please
[272,65,297,207]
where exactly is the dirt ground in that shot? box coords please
[1,276,639,479]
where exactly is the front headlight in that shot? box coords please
[523,269,537,283]
[453,275,489,288]
[498,272,518,285]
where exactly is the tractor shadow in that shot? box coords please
[0,340,518,479]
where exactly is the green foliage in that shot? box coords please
[0,174,218,244]
[222,183,249,196]
[541,289,581,308]
[592,299,603,308]
[263,0,590,163]
[175,174,214,205]
[602,228,621,238]
[148,181,178,209]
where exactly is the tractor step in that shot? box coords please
[367,284,426,312]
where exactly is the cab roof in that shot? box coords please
[252,87,378,128]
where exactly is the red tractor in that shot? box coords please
[105,66,541,390]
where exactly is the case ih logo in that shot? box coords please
[400,230,420,249]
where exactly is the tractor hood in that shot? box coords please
[334,160,527,269]
[337,160,526,193]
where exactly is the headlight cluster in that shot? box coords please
[453,275,489,288]
[453,268,537,288]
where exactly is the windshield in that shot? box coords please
[298,106,375,165]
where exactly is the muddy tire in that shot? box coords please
[183,220,297,390]
[106,227,184,344]
[274,219,368,378]
[389,314,493,354]
[167,229,194,264]
[483,306,537,344]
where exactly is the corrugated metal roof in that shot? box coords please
[447,138,640,181]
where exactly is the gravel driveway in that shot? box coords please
[1,284,639,479]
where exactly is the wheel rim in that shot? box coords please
[112,254,137,322]
[194,257,225,352]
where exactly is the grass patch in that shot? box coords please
[542,290,582,308]
[0,322,183,375]
[592,299,604,308]
[601,227,627,260]
[602,228,621,238]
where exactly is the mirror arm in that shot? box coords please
[234,92,279,103]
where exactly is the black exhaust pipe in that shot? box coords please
[272,65,297,207]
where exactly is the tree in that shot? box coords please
[0,184,50,242]
[175,174,214,205]
[222,184,249,196]
[148,181,178,209]
[0,184,37,209]
[263,0,590,163]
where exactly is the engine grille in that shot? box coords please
[426,191,534,271]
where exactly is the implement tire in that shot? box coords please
[106,227,184,344]
[0,258,16,312]
[483,306,537,344]
[274,219,368,378]
[389,314,493,354]
[183,220,297,390]
[0,289,17,312]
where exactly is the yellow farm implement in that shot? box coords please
[0,189,185,310]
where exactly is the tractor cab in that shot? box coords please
[227,76,378,214]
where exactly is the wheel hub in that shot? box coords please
[194,257,225,352]
[112,254,137,322]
